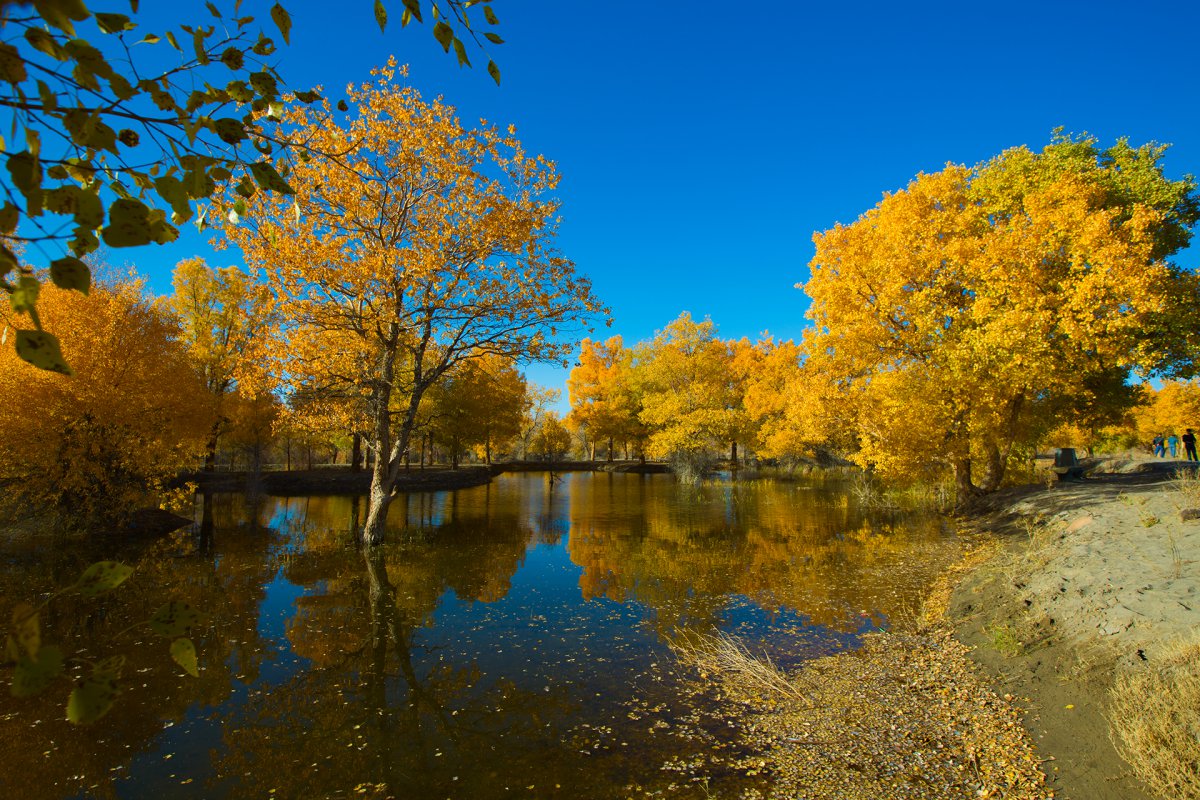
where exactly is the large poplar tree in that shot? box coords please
[803,133,1200,498]
[222,63,604,545]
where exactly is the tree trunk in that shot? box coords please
[952,456,979,504]
[731,441,738,469]
[203,417,224,471]
[351,432,363,472]
[607,437,614,462]
[978,443,1005,493]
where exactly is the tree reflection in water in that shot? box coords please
[0,473,957,799]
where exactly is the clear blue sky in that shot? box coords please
[128,0,1200,403]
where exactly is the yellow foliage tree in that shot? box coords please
[566,335,643,461]
[220,63,604,545]
[803,134,1200,498]
[426,353,528,466]
[168,257,272,468]
[0,279,211,521]
[635,312,752,470]
[1135,381,1200,447]
[531,411,573,461]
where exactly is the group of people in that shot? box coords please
[1152,429,1199,461]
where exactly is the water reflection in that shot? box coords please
[0,473,954,799]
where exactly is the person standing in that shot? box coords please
[1184,429,1198,462]
[1169,432,1181,459]
[1153,433,1165,457]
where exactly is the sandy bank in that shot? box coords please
[950,458,1200,800]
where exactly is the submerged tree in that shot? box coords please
[803,133,1200,498]
[222,63,604,545]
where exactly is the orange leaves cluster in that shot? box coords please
[802,134,1200,493]
[0,280,211,519]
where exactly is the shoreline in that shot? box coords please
[674,457,1198,799]
[181,460,670,496]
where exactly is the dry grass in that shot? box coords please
[1109,635,1200,800]
[669,631,808,704]
[1172,468,1200,508]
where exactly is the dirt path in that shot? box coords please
[950,460,1200,800]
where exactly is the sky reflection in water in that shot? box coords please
[0,472,953,799]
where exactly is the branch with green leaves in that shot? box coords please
[5,560,202,724]
[0,0,502,373]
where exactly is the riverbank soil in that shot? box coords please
[950,458,1200,800]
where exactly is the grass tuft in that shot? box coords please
[669,631,808,703]
[1110,636,1200,800]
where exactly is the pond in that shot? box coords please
[1,472,957,799]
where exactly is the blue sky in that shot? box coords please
[126,0,1200,401]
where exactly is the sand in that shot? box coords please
[950,457,1200,800]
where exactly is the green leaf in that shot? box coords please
[49,257,90,294]
[249,161,294,194]
[402,0,422,23]
[0,43,28,84]
[483,32,504,44]
[67,672,119,725]
[76,561,134,598]
[234,175,257,199]
[149,601,201,638]
[165,30,181,51]
[170,638,199,677]
[101,198,153,247]
[8,151,42,200]
[249,71,278,98]
[36,80,58,113]
[0,203,18,235]
[214,117,247,144]
[433,21,454,52]
[219,47,245,71]
[12,646,63,697]
[270,3,292,45]
[72,189,103,228]
[487,59,501,86]
[452,37,470,68]
[204,1,221,18]
[15,330,72,374]
[24,27,68,61]
[374,0,388,32]
[251,33,275,57]
[10,275,39,314]
[10,602,38,658]
[226,80,254,103]
[31,0,90,37]
[483,5,499,25]
[93,655,125,681]
[95,13,134,33]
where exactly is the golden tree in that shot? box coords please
[635,312,752,470]
[803,134,1200,498]
[168,257,272,468]
[221,63,604,545]
[0,0,503,372]
[0,278,211,521]
[426,353,527,466]
[566,335,643,461]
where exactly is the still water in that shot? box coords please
[1,472,957,799]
